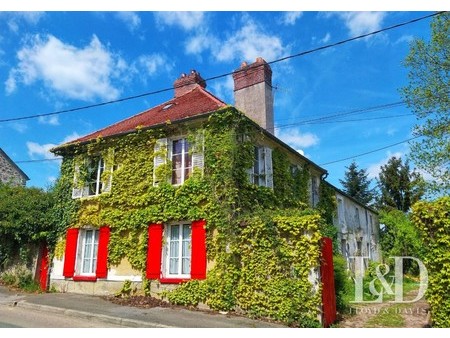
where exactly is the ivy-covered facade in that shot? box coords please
[49,58,377,326]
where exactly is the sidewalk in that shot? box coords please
[0,285,286,328]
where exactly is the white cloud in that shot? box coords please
[62,132,82,143]
[275,128,319,152]
[394,34,414,45]
[27,141,57,159]
[320,33,331,44]
[2,12,45,33]
[214,20,288,63]
[331,12,387,37]
[137,54,173,76]
[281,12,303,25]
[38,115,60,126]
[116,12,141,32]
[366,151,403,179]
[185,31,218,55]
[210,76,234,104]
[9,122,28,133]
[26,132,81,160]
[154,12,205,31]
[6,34,126,101]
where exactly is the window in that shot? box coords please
[153,136,204,187]
[248,146,273,188]
[164,223,192,278]
[78,229,99,275]
[146,220,207,282]
[311,176,319,207]
[72,154,113,199]
[355,207,360,228]
[87,156,105,196]
[62,226,110,280]
[337,198,345,226]
[171,139,192,185]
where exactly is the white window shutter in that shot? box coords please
[102,150,114,193]
[153,138,168,186]
[72,164,83,199]
[192,131,204,172]
[264,147,273,189]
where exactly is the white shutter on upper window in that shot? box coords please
[264,147,273,189]
[153,138,168,186]
[192,131,204,172]
[102,150,114,193]
[72,164,83,199]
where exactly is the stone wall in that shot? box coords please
[0,151,27,186]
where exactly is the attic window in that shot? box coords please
[162,103,174,111]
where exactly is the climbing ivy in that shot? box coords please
[412,197,450,328]
[52,106,330,326]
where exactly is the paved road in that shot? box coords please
[0,304,125,328]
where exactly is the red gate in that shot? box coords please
[321,237,336,327]
[38,244,49,291]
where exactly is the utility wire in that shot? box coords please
[0,11,444,124]
[319,136,422,166]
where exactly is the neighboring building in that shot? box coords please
[49,57,379,301]
[0,148,29,186]
[330,182,381,270]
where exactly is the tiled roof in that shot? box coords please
[60,85,227,147]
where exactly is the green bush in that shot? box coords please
[412,197,450,328]
[333,255,352,314]
[0,265,41,293]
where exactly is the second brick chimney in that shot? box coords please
[173,70,206,97]
[232,57,274,134]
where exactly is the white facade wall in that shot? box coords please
[333,192,381,271]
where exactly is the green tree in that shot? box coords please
[339,161,374,205]
[377,156,425,212]
[379,209,424,275]
[401,12,450,194]
[0,183,54,270]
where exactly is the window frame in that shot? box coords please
[162,222,192,279]
[170,137,193,186]
[76,228,99,276]
[249,145,273,188]
[72,154,113,199]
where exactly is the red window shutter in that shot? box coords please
[146,223,163,279]
[191,220,207,279]
[63,228,79,278]
[96,226,110,278]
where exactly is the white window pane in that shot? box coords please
[169,258,179,274]
[182,258,191,274]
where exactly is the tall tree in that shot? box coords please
[377,156,425,212]
[339,161,374,205]
[401,12,450,194]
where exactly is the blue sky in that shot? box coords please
[0,7,445,191]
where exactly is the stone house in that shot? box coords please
[48,57,379,310]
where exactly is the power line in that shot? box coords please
[274,101,407,130]
[319,136,422,166]
[0,11,444,124]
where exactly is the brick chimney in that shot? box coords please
[173,70,206,97]
[232,57,274,134]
